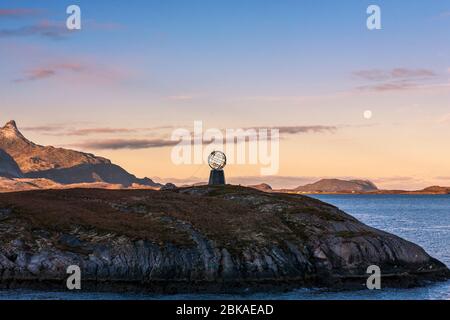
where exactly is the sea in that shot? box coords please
[0,194,449,300]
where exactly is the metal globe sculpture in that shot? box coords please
[208,151,227,171]
[208,151,226,185]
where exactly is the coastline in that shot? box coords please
[0,186,448,295]
[275,191,450,195]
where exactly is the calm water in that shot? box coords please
[1,195,449,300]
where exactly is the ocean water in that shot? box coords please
[0,195,449,300]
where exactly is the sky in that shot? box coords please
[1,0,450,189]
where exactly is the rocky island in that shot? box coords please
[274,178,450,195]
[0,185,448,293]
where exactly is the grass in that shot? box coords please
[0,186,353,249]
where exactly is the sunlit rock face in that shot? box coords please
[0,120,161,188]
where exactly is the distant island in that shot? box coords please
[287,179,379,193]
[253,179,450,195]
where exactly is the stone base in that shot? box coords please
[208,169,225,185]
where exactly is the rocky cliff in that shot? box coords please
[0,120,161,188]
[0,121,110,173]
[0,186,447,293]
[0,149,23,179]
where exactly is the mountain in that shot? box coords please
[248,183,273,192]
[24,163,159,186]
[0,149,23,178]
[0,120,161,188]
[0,121,110,172]
[419,186,450,193]
[294,179,379,193]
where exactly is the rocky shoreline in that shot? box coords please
[0,186,448,293]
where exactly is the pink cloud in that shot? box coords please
[15,67,52,82]
[73,139,180,150]
[353,68,436,81]
[55,63,85,72]
[353,67,447,93]
[13,59,129,86]
[19,69,55,82]
[14,63,85,82]
[65,128,136,136]
[0,19,70,40]
[0,8,41,18]
[357,82,413,92]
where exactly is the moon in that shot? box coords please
[363,110,373,119]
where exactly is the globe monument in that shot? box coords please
[208,151,226,185]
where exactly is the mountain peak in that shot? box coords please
[3,120,18,130]
[0,119,160,187]
[0,120,26,140]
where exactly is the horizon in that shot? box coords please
[1,117,449,191]
[1,1,450,190]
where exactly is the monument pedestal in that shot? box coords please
[208,169,225,185]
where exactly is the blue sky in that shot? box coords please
[2,0,449,96]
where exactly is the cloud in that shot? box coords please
[236,125,337,138]
[0,8,42,18]
[73,139,180,150]
[13,61,128,85]
[22,125,168,136]
[14,63,84,83]
[353,68,445,92]
[17,69,55,82]
[21,125,65,132]
[25,127,137,136]
[390,68,436,78]
[274,125,337,135]
[359,81,450,93]
[25,123,337,137]
[0,16,123,40]
[353,68,436,81]
[0,20,70,40]
[357,82,415,92]
[62,123,339,150]
[65,128,137,136]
